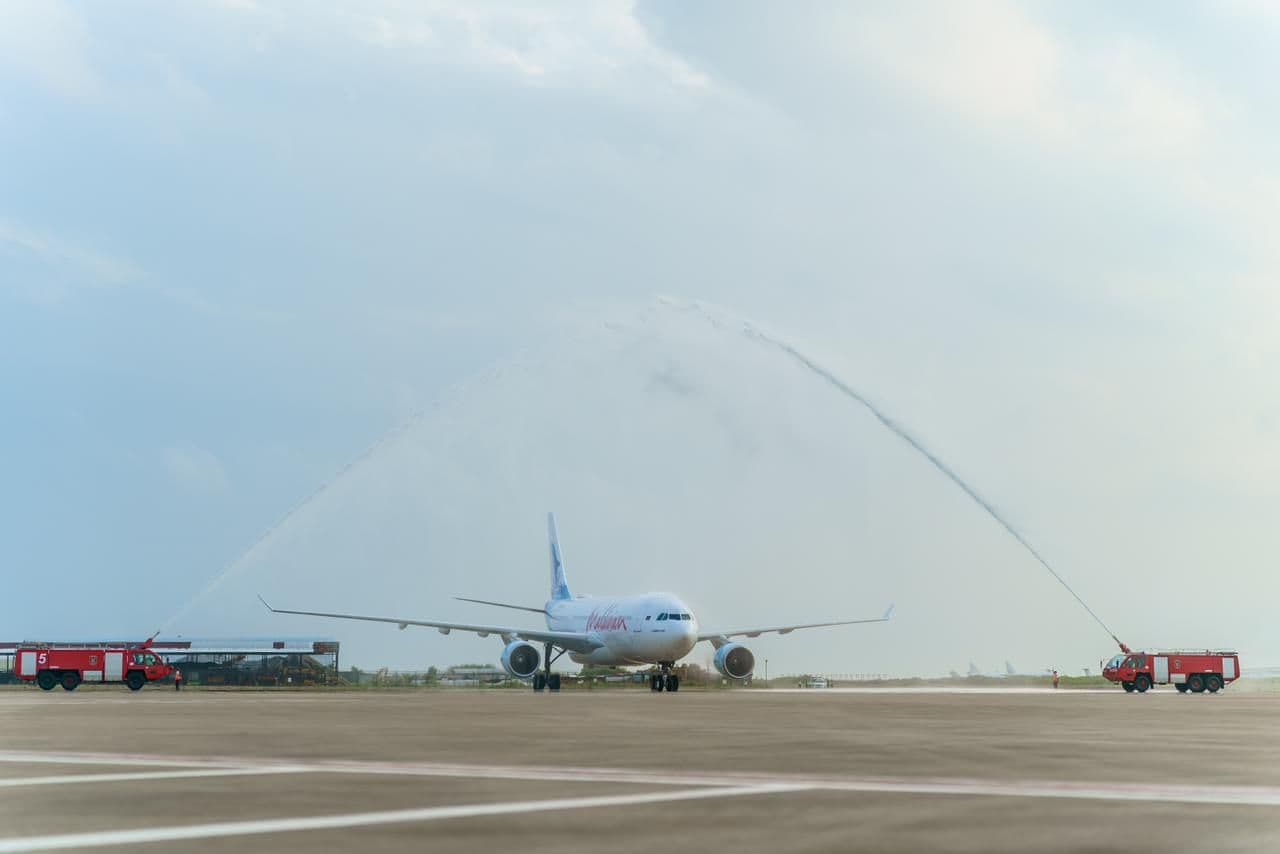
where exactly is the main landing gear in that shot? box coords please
[532,642,563,693]
[649,663,679,693]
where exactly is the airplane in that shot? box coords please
[260,513,894,693]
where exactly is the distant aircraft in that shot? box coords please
[963,661,1016,678]
[261,513,893,693]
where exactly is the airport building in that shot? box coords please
[0,638,342,687]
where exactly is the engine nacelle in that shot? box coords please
[500,641,541,679]
[713,643,755,680]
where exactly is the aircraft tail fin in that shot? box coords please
[548,512,572,601]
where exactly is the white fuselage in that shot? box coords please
[547,592,699,666]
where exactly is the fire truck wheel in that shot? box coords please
[60,672,80,692]
[1121,681,1135,693]
[1188,674,1205,693]
[1206,674,1222,693]
[1133,674,1151,693]
[36,671,57,691]
[126,672,146,692]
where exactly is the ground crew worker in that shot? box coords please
[174,669,183,692]
[1051,670,1060,690]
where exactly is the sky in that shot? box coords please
[2,1,1278,675]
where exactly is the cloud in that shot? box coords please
[0,0,100,98]
[0,220,139,287]
[163,444,231,496]
[839,1,1211,159]
[348,1,712,91]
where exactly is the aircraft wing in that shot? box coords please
[698,605,894,648]
[258,597,603,654]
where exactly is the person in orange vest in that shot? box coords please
[1051,670,1060,690]
[174,669,183,692]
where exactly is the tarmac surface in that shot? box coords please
[2,686,1280,852]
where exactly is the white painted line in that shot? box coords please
[0,767,312,789]
[6,750,1280,808]
[814,777,1280,806]
[0,784,806,852]
[0,752,218,769]
[762,687,1119,695]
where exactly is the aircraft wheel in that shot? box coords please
[60,672,81,691]
[665,674,679,693]
[37,671,57,691]
[548,674,561,692]
[532,673,546,692]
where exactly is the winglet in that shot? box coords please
[257,594,277,613]
[882,603,895,621]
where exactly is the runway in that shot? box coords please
[2,687,1279,852]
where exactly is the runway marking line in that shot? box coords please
[0,784,808,853]
[0,767,314,789]
[8,749,1280,807]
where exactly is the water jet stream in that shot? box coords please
[689,304,1125,651]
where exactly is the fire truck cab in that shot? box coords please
[1102,650,1239,694]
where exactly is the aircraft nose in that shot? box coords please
[680,619,697,643]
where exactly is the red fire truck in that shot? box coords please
[14,641,174,692]
[1102,650,1239,694]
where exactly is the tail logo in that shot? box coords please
[551,543,570,600]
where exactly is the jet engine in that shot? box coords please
[500,641,541,679]
[713,643,755,680]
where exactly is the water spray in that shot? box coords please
[677,301,1128,653]
[159,405,435,633]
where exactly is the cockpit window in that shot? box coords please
[656,613,668,621]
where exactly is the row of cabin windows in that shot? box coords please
[648,613,692,621]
